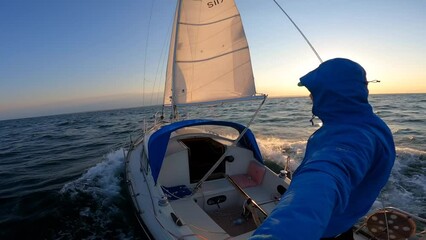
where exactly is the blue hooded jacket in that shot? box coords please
[251,58,395,239]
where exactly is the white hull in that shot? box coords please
[125,121,425,240]
[125,121,291,239]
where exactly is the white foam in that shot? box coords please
[256,136,307,171]
[60,149,125,201]
[377,147,426,215]
[257,137,425,216]
[395,146,426,156]
[58,149,132,239]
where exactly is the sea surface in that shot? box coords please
[0,94,425,239]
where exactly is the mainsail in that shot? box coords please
[164,0,258,106]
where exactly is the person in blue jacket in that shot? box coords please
[250,58,395,239]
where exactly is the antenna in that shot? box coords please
[368,79,381,83]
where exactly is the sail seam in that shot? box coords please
[179,14,240,26]
[183,60,251,93]
[176,46,248,63]
[167,95,265,107]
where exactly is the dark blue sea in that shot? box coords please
[1,94,425,239]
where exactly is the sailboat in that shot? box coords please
[125,1,425,239]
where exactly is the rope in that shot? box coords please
[187,224,228,236]
[272,0,323,63]
[161,186,191,200]
[142,0,156,107]
[151,9,174,107]
[380,200,391,240]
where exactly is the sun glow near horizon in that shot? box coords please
[0,0,425,120]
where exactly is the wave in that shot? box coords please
[56,150,139,239]
[60,149,125,205]
[377,147,426,215]
[256,136,307,172]
[257,136,426,217]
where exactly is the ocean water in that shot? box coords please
[0,94,425,239]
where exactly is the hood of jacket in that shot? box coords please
[299,58,373,123]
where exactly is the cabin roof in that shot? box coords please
[148,119,263,183]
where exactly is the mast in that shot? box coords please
[163,0,182,120]
[171,0,183,120]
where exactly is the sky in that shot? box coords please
[0,0,425,120]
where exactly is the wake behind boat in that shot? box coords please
[125,0,425,239]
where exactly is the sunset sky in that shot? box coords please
[1,0,425,120]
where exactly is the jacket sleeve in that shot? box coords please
[249,170,339,240]
[250,142,374,239]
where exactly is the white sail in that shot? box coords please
[164,0,257,106]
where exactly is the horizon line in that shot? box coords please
[1,92,424,122]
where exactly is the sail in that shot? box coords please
[164,0,257,106]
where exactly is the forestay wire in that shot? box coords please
[142,0,156,106]
[272,0,323,64]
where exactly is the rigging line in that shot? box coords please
[192,95,268,194]
[142,0,156,107]
[272,0,323,63]
[150,13,173,106]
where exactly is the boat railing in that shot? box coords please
[225,174,268,226]
[126,113,169,151]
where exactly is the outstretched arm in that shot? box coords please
[250,169,341,240]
